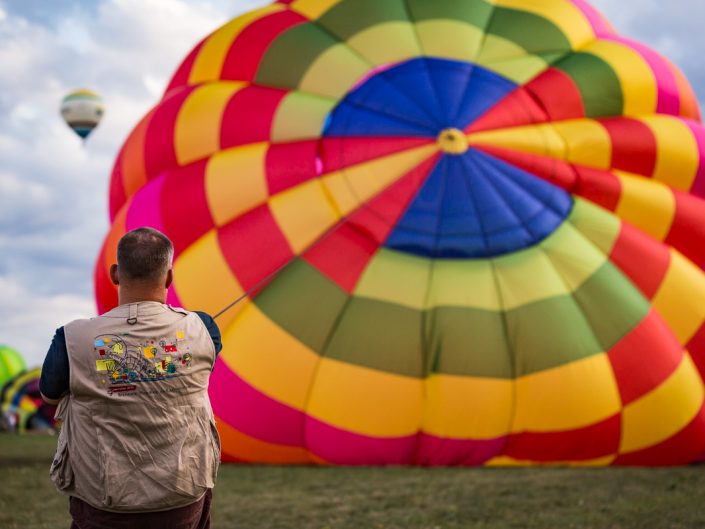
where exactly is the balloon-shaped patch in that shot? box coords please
[96,0,705,466]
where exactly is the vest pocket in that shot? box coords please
[172,413,219,493]
[210,418,221,475]
[50,428,74,491]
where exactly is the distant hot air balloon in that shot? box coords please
[96,0,705,466]
[1,367,58,433]
[60,89,104,140]
[0,345,25,389]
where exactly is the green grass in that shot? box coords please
[1,433,704,529]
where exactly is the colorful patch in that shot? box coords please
[96,359,116,372]
[93,332,192,395]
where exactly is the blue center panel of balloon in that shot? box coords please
[324,57,573,259]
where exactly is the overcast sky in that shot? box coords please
[1,0,703,367]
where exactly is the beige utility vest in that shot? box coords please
[50,301,220,513]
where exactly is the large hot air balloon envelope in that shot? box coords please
[0,345,25,389]
[96,0,705,466]
[60,89,104,140]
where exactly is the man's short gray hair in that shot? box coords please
[117,227,173,282]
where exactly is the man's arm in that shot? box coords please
[195,311,222,356]
[41,394,62,406]
[40,327,70,405]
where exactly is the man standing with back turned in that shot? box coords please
[40,227,222,529]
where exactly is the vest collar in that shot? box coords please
[102,301,170,322]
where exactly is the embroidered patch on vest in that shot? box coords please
[93,331,192,395]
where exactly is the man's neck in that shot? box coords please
[117,287,167,306]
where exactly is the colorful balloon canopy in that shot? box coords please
[60,89,104,140]
[1,368,57,433]
[96,0,705,465]
[0,345,25,389]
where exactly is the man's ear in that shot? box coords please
[109,264,119,286]
[165,268,173,289]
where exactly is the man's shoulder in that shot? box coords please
[63,316,99,331]
[192,310,216,325]
[166,305,215,324]
[167,305,189,316]
[189,311,222,355]
[48,325,68,350]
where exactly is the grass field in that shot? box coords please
[1,434,704,529]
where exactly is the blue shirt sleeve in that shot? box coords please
[39,327,70,400]
[195,311,222,356]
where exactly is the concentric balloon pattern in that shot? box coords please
[96,0,705,465]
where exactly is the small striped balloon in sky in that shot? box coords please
[60,89,104,140]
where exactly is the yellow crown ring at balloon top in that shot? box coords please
[62,88,101,101]
[437,128,469,154]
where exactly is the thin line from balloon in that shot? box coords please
[212,215,347,320]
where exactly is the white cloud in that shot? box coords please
[0,170,50,208]
[57,16,94,53]
[143,73,167,100]
[0,276,95,367]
